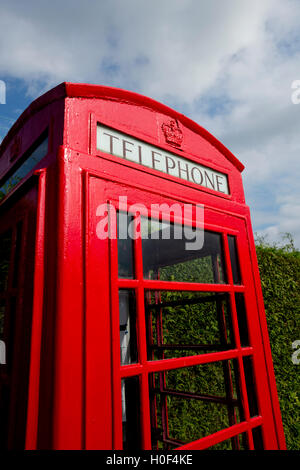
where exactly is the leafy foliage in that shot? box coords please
[0,176,22,202]
[255,234,300,450]
[149,289,241,448]
[150,234,299,450]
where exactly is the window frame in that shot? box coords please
[106,192,272,451]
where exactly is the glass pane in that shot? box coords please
[149,360,243,449]
[0,301,6,366]
[6,297,16,371]
[0,230,12,292]
[121,376,141,450]
[0,384,10,449]
[252,426,264,449]
[12,221,22,288]
[235,293,249,347]
[145,290,235,361]
[117,211,135,279]
[141,217,226,283]
[243,356,259,417]
[228,235,241,285]
[0,134,48,199]
[119,289,138,365]
[0,297,16,370]
[0,301,5,339]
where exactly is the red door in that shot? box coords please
[86,175,281,450]
[0,182,38,449]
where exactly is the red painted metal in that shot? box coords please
[0,82,285,450]
[25,170,47,449]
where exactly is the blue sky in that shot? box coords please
[0,0,300,248]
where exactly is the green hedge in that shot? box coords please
[255,236,300,450]
[149,235,299,450]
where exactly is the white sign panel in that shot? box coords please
[97,124,229,195]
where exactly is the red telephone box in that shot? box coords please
[0,83,286,450]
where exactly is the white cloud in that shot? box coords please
[256,193,300,248]
[0,0,300,247]
[0,0,274,99]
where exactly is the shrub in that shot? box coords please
[255,234,300,450]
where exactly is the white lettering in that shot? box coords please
[96,203,116,239]
[183,204,204,251]
[150,203,183,240]
[106,455,141,467]
[95,198,205,251]
[292,340,300,364]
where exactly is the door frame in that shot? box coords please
[86,174,283,450]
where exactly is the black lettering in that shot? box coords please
[216,174,226,193]
[204,170,215,190]
[152,151,161,170]
[191,166,204,185]
[165,156,176,174]
[122,139,134,159]
[138,145,143,164]
[177,160,189,180]
[103,132,119,155]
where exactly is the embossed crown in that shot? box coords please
[161,119,183,147]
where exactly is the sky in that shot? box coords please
[0,0,300,248]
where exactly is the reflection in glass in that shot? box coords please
[0,384,10,448]
[149,360,243,449]
[117,211,135,279]
[0,230,12,292]
[6,297,16,371]
[0,134,48,199]
[119,289,138,365]
[145,290,235,361]
[0,301,5,339]
[141,217,226,283]
[243,356,259,417]
[252,426,264,449]
[228,235,241,284]
[0,301,6,366]
[12,222,22,288]
[121,376,140,450]
[235,293,249,347]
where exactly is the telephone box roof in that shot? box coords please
[0,82,244,172]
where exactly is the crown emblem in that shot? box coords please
[162,119,183,147]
